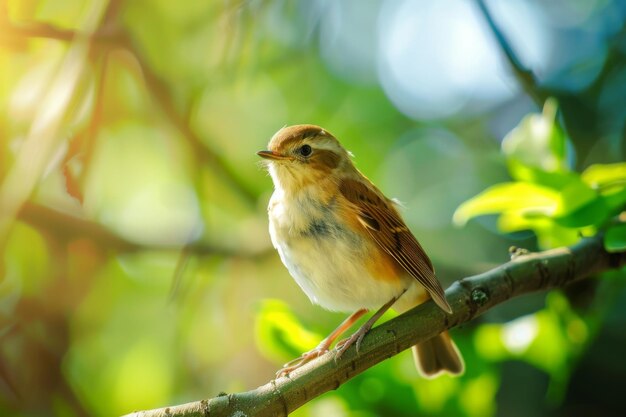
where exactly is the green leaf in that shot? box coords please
[497,210,547,233]
[497,212,582,249]
[522,311,567,375]
[474,293,587,378]
[453,182,559,226]
[474,324,508,361]
[506,160,577,189]
[581,162,626,193]
[603,187,626,212]
[605,224,626,253]
[459,373,499,417]
[553,178,608,228]
[254,299,321,363]
[553,198,607,228]
[412,373,461,414]
[502,98,569,180]
[555,178,598,214]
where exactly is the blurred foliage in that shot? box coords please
[255,299,321,362]
[1,1,626,417]
[455,99,626,249]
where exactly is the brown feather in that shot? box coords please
[339,178,452,314]
[268,124,327,151]
[310,149,341,172]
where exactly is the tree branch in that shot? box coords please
[0,20,124,44]
[17,202,269,258]
[0,18,259,206]
[115,30,260,206]
[475,0,548,106]
[122,234,626,417]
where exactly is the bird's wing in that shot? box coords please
[339,178,452,313]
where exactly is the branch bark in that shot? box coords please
[122,234,626,417]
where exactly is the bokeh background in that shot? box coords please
[1,0,626,416]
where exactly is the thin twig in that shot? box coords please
[1,19,259,206]
[0,21,123,44]
[475,0,547,105]
[17,202,269,258]
[116,31,259,206]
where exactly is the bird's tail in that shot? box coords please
[413,330,464,378]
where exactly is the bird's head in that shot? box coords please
[258,125,352,191]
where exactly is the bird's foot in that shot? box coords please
[334,322,373,360]
[275,345,330,378]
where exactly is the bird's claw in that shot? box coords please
[334,325,371,361]
[275,346,330,378]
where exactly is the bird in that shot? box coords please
[257,124,464,378]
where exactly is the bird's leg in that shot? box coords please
[335,290,406,359]
[276,308,368,377]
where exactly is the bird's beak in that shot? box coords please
[257,150,292,161]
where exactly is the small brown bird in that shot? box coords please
[258,125,463,377]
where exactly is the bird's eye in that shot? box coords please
[299,144,312,157]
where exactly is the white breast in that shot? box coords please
[267,187,416,312]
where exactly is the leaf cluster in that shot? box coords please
[455,99,626,251]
